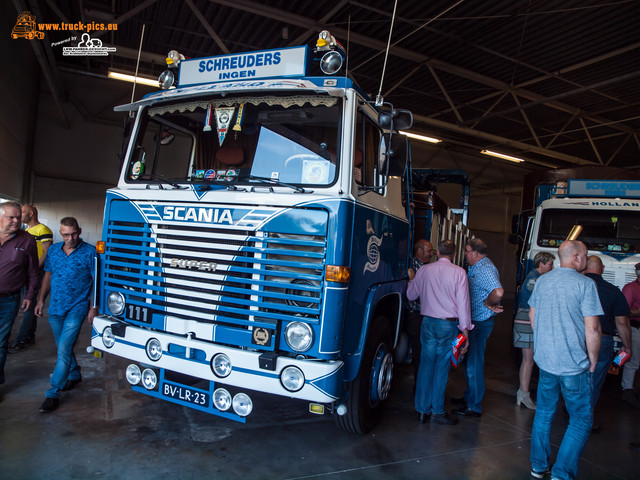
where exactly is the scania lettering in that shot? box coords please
[91,32,467,433]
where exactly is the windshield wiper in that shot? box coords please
[248,175,308,193]
[196,177,247,192]
[139,174,187,189]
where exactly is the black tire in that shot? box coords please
[335,316,394,433]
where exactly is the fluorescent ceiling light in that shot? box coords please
[481,149,525,163]
[108,70,159,88]
[400,131,442,144]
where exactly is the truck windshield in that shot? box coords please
[125,94,341,187]
[537,208,640,253]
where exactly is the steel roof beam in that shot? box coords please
[185,0,230,54]
[412,113,597,167]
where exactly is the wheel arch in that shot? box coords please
[343,282,405,383]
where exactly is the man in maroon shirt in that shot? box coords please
[0,202,39,386]
[622,262,640,407]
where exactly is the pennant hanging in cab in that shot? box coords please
[215,107,235,145]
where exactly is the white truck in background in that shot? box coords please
[512,166,640,291]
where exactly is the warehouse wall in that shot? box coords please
[0,3,39,201]
[30,73,133,245]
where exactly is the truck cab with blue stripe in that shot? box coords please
[91,32,414,433]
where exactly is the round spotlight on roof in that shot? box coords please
[158,70,175,90]
[320,51,343,75]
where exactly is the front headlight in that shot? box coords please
[102,326,116,348]
[211,353,231,378]
[232,393,253,417]
[213,388,232,411]
[280,366,305,392]
[126,364,141,385]
[284,321,314,352]
[107,291,125,316]
[141,368,157,390]
[145,338,162,361]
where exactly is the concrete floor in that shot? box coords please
[1,300,638,480]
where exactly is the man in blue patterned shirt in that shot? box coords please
[35,217,97,413]
[453,238,503,417]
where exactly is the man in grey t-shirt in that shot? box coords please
[528,240,603,480]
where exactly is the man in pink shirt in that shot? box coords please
[621,262,640,408]
[407,240,471,425]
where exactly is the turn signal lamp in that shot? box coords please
[96,241,105,254]
[326,265,350,283]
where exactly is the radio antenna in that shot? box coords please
[375,0,398,106]
[129,24,146,112]
[345,15,351,80]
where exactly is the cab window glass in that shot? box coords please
[355,110,384,192]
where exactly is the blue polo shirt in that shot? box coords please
[468,256,502,322]
[44,239,96,316]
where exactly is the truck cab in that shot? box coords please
[91,34,416,433]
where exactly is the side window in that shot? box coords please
[355,110,385,192]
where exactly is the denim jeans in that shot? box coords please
[46,312,86,398]
[415,317,459,415]
[591,335,613,409]
[406,310,423,384]
[530,369,593,480]
[0,294,21,384]
[462,318,494,413]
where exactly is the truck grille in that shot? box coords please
[103,216,326,338]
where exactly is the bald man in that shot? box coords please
[528,241,603,480]
[8,205,53,353]
[583,255,631,428]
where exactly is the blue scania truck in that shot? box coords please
[90,33,466,433]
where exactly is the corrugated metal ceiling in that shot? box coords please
[18,0,640,170]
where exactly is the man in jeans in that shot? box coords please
[0,202,39,387]
[407,240,471,426]
[583,255,631,432]
[528,240,603,480]
[8,204,53,353]
[35,217,97,413]
[453,238,503,417]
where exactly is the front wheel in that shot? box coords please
[335,316,394,433]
